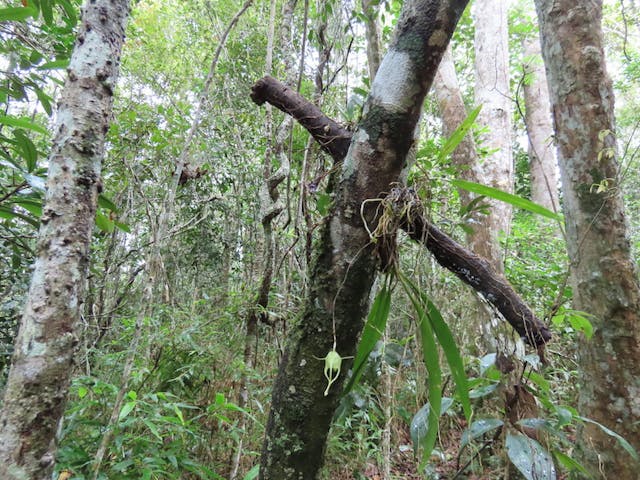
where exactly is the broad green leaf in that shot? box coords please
[114,219,131,233]
[35,88,53,116]
[438,105,482,162]
[479,353,496,375]
[143,419,162,441]
[315,192,332,216]
[0,205,39,227]
[506,431,557,480]
[242,465,259,480]
[469,383,499,398]
[567,313,594,339]
[13,130,38,172]
[452,179,562,221]
[0,115,47,135]
[118,401,136,421]
[12,198,42,218]
[410,397,454,455]
[172,404,185,425]
[98,193,119,212]
[460,418,503,449]
[343,286,391,395]
[77,386,88,399]
[552,451,592,478]
[0,7,38,22]
[95,211,115,233]
[579,416,639,461]
[38,59,71,70]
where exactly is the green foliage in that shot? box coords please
[343,284,392,395]
[505,431,556,479]
[452,179,562,221]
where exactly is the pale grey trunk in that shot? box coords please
[0,1,130,478]
[472,0,513,272]
[522,35,559,211]
[433,46,483,228]
[259,0,470,478]
[535,0,640,477]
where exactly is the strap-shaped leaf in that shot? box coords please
[452,179,562,221]
[343,285,391,395]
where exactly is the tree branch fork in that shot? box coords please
[250,75,551,347]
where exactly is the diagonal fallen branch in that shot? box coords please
[250,75,551,347]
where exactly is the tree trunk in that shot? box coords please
[434,45,481,210]
[522,34,559,212]
[0,1,130,478]
[535,0,640,476]
[473,0,513,273]
[362,0,382,80]
[258,0,470,478]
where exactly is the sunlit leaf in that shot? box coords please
[95,211,115,233]
[118,401,136,421]
[0,115,47,135]
[438,105,481,162]
[0,7,38,22]
[38,59,71,70]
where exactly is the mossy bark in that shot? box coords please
[258,1,470,478]
[535,0,640,476]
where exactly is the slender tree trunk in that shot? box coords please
[362,0,382,81]
[434,45,481,209]
[0,1,130,478]
[258,1,470,478]
[472,0,513,273]
[522,34,559,212]
[535,0,640,476]
[231,1,296,478]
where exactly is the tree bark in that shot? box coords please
[472,0,513,272]
[0,1,131,478]
[257,1,470,478]
[535,0,640,476]
[522,34,559,212]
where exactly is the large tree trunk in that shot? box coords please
[535,0,640,476]
[472,0,513,273]
[0,1,130,478]
[257,0,470,478]
[522,34,559,211]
